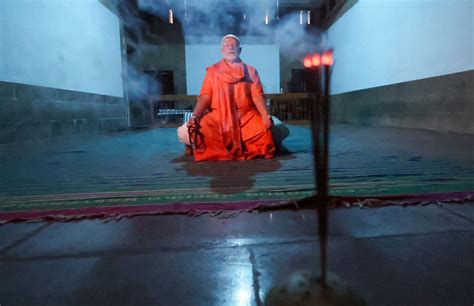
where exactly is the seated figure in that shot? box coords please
[177,34,288,161]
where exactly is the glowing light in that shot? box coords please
[322,50,334,66]
[228,238,250,247]
[303,55,313,68]
[299,10,303,25]
[307,10,311,25]
[243,13,246,20]
[168,9,174,24]
[312,53,321,66]
[265,10,269,25]
[236,289,251,305]
[228,261,253,306]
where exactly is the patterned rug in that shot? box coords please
[1,124,473,222]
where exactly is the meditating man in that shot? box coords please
[178,34,287,161]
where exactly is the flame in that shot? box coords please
[304,51,332,68]
[322,51,334,66]
[312,53,321,66]
[303,56,312,68]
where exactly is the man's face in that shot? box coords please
[221,37,241,63]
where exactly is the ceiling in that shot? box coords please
[118,0,335,23]
[106,0,333,20]
[102,0,347,43]
[137,0,328,9]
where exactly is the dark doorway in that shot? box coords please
[288,69,306,93]
[146,70,177,124]
[127,45,153,128]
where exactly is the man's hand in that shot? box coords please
[253,96,273,130]
[187,114,199,128]
[262,115,273,130]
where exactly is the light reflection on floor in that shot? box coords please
[226,261,254,306]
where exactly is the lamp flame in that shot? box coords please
[322,51,334,66]
[312,53,321,66]
[303,51,333,69]
[303,56,313,68]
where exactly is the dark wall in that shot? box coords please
[0,81,128,144]
[137,44,187,95]
[331,70,474,134]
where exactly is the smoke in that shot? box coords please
[122,1,325,105]
[125,62,160,101]
[135,0,169,21]
[135,0,323,62]
[274,14,322,60]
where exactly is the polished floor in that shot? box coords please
[0,203,473,305]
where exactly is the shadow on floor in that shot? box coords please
[172,152,295,194]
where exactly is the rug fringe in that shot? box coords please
[0,192,472,224]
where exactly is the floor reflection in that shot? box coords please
[174,155,295,194]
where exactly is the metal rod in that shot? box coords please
[318,63,331,285]
[307,64,329,285]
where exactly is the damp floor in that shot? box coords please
[0,204,473,305]
[0,123,473,305]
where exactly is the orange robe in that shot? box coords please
[191,60,275,161]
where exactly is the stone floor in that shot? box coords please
[0,203,473,305]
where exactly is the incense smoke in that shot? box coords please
[135,0,323,61]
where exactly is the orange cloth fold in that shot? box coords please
[191,60,275,161]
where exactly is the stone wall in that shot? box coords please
[0,81,128,144]
[331,70,474,134]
